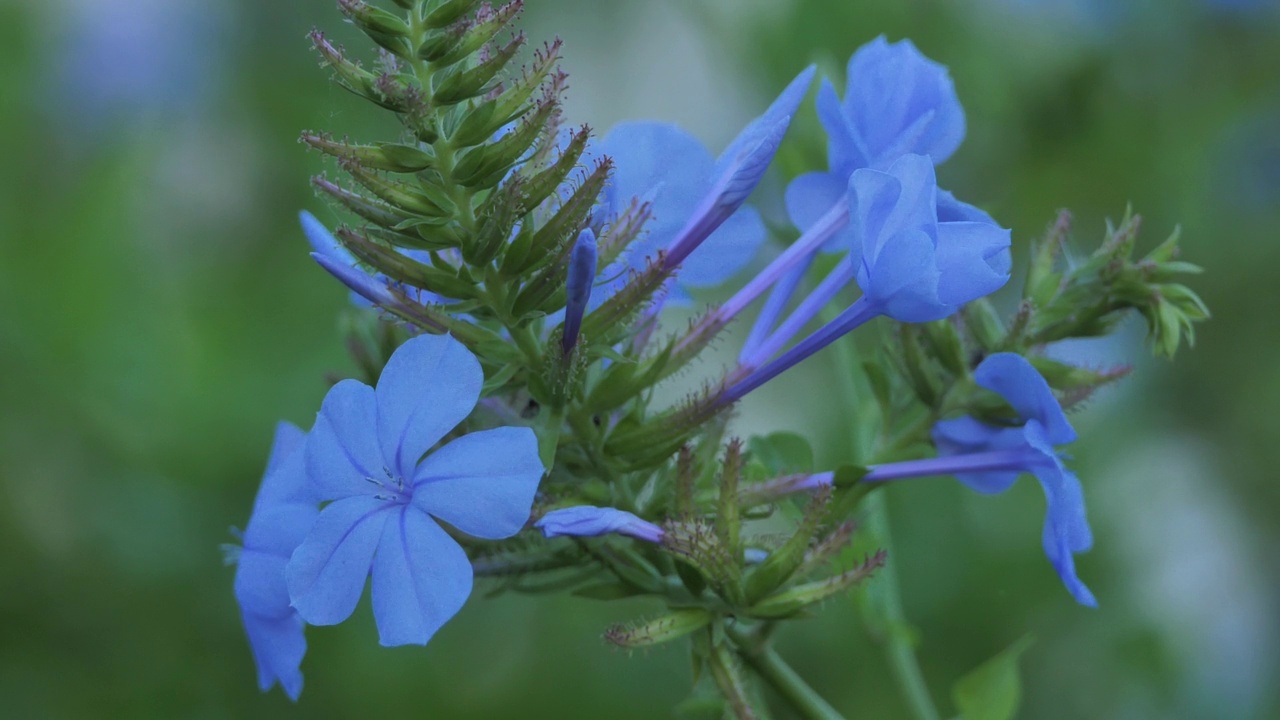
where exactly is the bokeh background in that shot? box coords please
[2,0,1278,718]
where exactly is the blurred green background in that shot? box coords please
[1,0,1277,718]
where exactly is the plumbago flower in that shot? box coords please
[286,334,544,646]
[786,36,966,250]
[590,66,815,302]
[724,153,1010,402]
[710,37,990,362]
[757,354,1095,605]
[929,353,1096,606]
[231,421,318,700]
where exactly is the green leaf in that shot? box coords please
[952,636,1035,720]
[747,431,814,476]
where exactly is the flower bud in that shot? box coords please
[562,230,598,354]
[604,609,713,649]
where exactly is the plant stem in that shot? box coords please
[727,625,845,720]
[864,492,941,720]
[824,311,941,720]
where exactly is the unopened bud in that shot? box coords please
[604,609,713,649]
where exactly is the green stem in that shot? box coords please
[727,625,845,720]
[865,493,941,720]
[824,310,941,720]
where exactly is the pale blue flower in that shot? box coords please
[592,66,815,301]
[233,421,318,701]
[723,154,1009,402]
[786,36,965,251]
[907,353,1093,605]
[285,334,544,646]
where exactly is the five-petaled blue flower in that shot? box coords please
[233,421,319,701]
[285,334,544,646]
[933,353,1097,606]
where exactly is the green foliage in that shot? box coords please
[952,637,1035,720]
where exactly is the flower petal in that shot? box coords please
[299,210,354,264]
[371,508,473,647]
[844,36,965,168]
[264,421,305,479]
[411,427,544,539]
[677,205,766,289]
[716,64,816,174]
[376,334,483,479]
[936,188,996,225]
[243,501,319,564]
[785,171,855,253]
[306,379,384,500]
[931,417,1023,494]
[973,353,1077,444]
[816,77,863,174]
[286,495,393,626]
[602,121,713,243]
[235,549,293,622]
[849,155,938,266]
[241,609,306,701]
[934,220,1012,307]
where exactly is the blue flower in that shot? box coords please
[593,65,814,301]
[850,154,1010,323]
[300,210,445,307]
[785,37,965,248]
[233,421,319,701]
[721,154,1009,401]
[285,334,544,646]
[931,353,1096,606]
[535,506,664,543]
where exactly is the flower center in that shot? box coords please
[365,466,412,504]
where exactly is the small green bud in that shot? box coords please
[424,0,486,29]
[743,487,831,604]
[792,521,858,580]
[1025,209,1070,307]
[516,124,590,210]
[897,325,943,407]
[312,176,412,228]
[662,519,744,605]
[338,0,412,57]
[453,98,556,188]
[464,181,522,266]
[420,1,523,67]
[604,609,713,649]
[962,297,1006,352]
[921,318,967,377]
[489,39,565,128]
[715,441,745,565]
[340,158,456,219]
[433,34,525,105]
[334,227,477,299]
[310,30,423,113]
[584,353,667,414]
[301,132,435,173]
[577,254,667,346]
[747,550,886,619]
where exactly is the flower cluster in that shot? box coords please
[229,1,1208,714]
